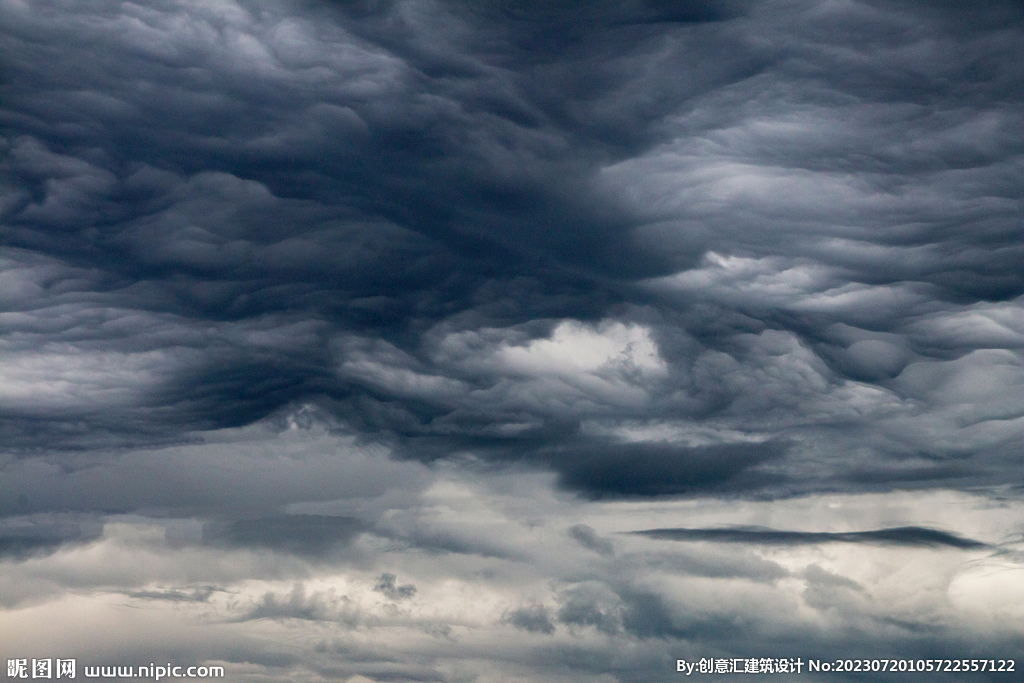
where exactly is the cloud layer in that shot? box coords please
[2,0,1023,680]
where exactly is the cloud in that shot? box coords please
[504,604,555,634]
[126,586,220,602]
[0,0,1020,500]
[555,582,622,634]
[203,515,367,556]
[241,583,358,623]
[1,0,1023,679]
[0,515,103,560]
[568,524,614,556]
[0,413,431,520]
[0,479,1022,680]
[543,438,789,498]
[632,525,989,549]
[373,572,417,601]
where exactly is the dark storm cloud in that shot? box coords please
[633,525,989,549]
[543,439,788,497]
[1,0,1023,509]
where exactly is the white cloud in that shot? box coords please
[496,320,666,378]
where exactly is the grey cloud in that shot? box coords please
[555,583,623,635]
[547,439,789,498]
[633,525,989,549]
[568,524,614,556]
[802,563,861,591]
[504,604,555,634]
[801,562,863,617]
[375,523,526,560]
[242,583,359,624]
[0,515,103,559]
[373,572,417,601]
[203,515,366,556]
[837,339,914,381]
[618,590,700,640]
[126,586,221,602]
[0,415,430,520]
[637,544,791,582]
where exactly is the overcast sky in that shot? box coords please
[1,0,1023,680]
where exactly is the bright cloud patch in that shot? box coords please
[497,320,666,378]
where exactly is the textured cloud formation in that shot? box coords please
[2,0,1023,680]
[633,525,989,549]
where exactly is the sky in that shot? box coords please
[1,0,1023,681]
